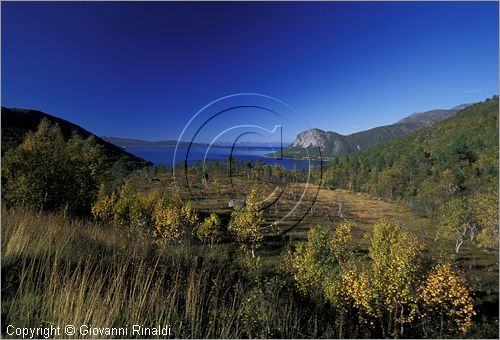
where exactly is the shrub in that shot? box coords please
[228,185,264,257]
[152,192,199,243]
[130,190,161,230]
[421,263,475,335]
[91,183,117,225]
[289,223,353,312]
[112,180,136,227]
[195,213,223,246]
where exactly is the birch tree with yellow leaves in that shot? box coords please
[421,263,475,336]
[228,185,264,257]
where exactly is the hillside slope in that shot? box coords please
[1,107,151,169]
[323,96,498,207]
[285,104,470,158]
[358,97,498,168]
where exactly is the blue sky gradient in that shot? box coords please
[2,1,498,142]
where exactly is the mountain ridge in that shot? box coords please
[286,103,472,158]
[102,136,289,149]
[102,136,195,148]
[1,107,151,169]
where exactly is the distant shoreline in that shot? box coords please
[124,144,283,150]
[261,153,328,162]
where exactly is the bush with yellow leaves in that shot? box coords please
[152,192,199,243]
[421,262,475,336]
[91,183,117,225]
[195,213,223,247]
[286,217,479,337]
[341,264,373,310]
[91,184,199,245]
[129,190,161,230]
[339,219,422,337]
[112,180,136,227]
[228,185,265,257]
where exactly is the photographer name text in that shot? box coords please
[6,324,172,338]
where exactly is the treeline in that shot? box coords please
[182,158,310,185]
[322,97,499,251]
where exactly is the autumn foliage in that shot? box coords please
[421,263,475,335]
[2,119,105,215]
[287,218,476,338]
[92,183,200,243]
[228,185,265,257]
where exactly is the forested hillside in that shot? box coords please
[325,97,497,195]
[1,107,151,169]
[323,96,498,250]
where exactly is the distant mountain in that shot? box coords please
[356,97,498,166]
[214,141,290,148]
[103,136,289,149]
[102,136,195,148]
[284,103,471,158]
[1,107,151,169]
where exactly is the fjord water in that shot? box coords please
[126,145,323,170]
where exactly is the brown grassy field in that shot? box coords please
[3,170,497,338]
[129,171,499,295]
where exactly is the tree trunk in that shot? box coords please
[455,238,463,253]
[339,314,344,338]
[469,225,476,241]
[400,306,404,337]
[440,309,444,338]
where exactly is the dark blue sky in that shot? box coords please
[2,1,498,142]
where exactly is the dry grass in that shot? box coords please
[1,206,339,338]
[3,171,497,338]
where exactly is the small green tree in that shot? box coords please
[290,227,335,296]
[470,191,499,250]
[65,133,106,213]
[436,197,472,253]
[289,223,352,302]
[436,192,498,253]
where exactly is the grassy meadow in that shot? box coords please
[2,168,498,338]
